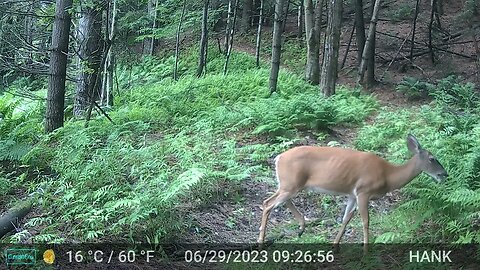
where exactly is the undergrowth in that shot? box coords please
[357,76,480,244]
[1,48,377,243]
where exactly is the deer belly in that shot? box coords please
[307,186,349,196]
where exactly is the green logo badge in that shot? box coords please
[4,248,37,265]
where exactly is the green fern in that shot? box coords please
[0,139,31,161]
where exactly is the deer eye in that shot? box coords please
[429,157,435,162]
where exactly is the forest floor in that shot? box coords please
[2,0,477,247]
[180,0,479,245]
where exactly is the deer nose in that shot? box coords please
[439,172,448,179]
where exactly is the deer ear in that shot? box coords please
[407,134,422,153]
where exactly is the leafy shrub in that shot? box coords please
[0,93,43,162]
[396,77,433,100]
[385,2,415,21]
[430,75,478,110]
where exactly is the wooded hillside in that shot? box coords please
[0,0,479,268]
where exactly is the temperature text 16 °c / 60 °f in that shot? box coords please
[65,250,155,263]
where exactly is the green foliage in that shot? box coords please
[430,75,478,110]
[330,87,378,123]
[5,47,376,243]
[396,77,433,100]
[250,93,336,136]
[282,39,307,74]
[385,2,415,22]
[0,93,43,162]
[357,79,480,243]
[397,76,478,108]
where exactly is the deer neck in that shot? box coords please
[386,154,422,192]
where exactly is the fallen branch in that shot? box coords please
[0,200,32,238]
[377,31,476,60]
[380,28,412,81]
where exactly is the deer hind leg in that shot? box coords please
[357,193,370,253]
[258,191,294,244]
[334,195,357,244]
[285,199,305,237]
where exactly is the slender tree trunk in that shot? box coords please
[281,0,290,33]
[197,0,210,77]
[428,0,436,64]
[251,0,257,27]
[174,0,187,80]
[255,0,264,67]
[150,0,158,55]
[297,1,304,39]
[320,0,342,96]
[240,0,253,33]
[224,0,239,75]
[313,0,322,41]
[24,0,36,71]
[365,0,376,87]
[410,0,420,61]
[357,0,380,86]
[269,0,287,94]
[304,0,324,85]
[102,0,117,107]
[74,4,103,117]
[354,0,365,67]
[473,29,480,88]
[341,21,355,69]
[437,0,443,14]
[0,24,4,82]
[225,0,233,54]
[45,0,73,133]
[143,0,157,55]
[433,0,441,28]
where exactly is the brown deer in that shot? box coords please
[258,134,448,251]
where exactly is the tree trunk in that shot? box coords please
[74,4,103,117]
[150,0,158,55]
[251,0,257,27]
[365,0,376,87]
[102,0,117,107]
[255,0,264,68]
[320,0,342,96]
[144,0,157,55]
[45,0,73,133]
[354,0,365,67]
[224,0,239,75]
[197,0,210,77]
[297,1,304,39]
[410,0,420,61]
[174,0,187,80]
[24,0,36,72]
[473,29,480,88]
[281,0,290,33]
[428,0,436,64]
[357,0,381,86]
[341,21,356,69]
[240,0,253,33]
[304,0,324,85]
[225,0,233,54]
[269,0,287,94]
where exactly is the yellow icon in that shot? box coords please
[43,249,55,264]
